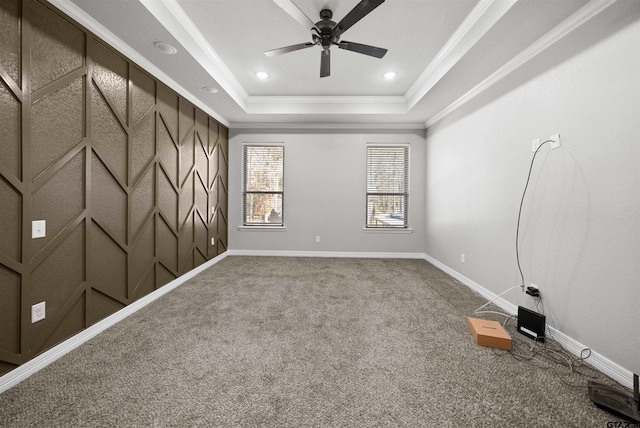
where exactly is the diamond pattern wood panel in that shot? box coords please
[0,0,228,376]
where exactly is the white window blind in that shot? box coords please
[242,145,284,226]
[366,145,408,228]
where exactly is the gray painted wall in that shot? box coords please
[228,130,427,254]
[425,8,639,374]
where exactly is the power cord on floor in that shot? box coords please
[491,318,628,395]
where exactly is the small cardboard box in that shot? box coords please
[468,317,512,351]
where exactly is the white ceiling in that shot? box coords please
[53,0,598,128]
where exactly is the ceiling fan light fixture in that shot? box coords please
[267,0,388,78]
[383,71,397,80]
[256,71,270,80]
[153,41,178,55]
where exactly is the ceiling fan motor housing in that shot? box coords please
[316,9,338,49]
[266,0,388,77]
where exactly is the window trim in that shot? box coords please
[241,143,285,228]
[365,143,410,229]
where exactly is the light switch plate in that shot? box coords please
[32,220,46,239]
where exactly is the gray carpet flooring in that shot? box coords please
[0,256,629,427]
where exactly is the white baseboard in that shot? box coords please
[0,252,229,395]
[422,253,634,390]
[227,249,426,259]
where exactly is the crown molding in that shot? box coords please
[405,0,517,111]
[245,95,407,115]
[229,122,427,131]
[425,0,619,128]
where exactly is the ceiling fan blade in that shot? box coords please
[320,49,330,78]
[265,42,315,57]
[333,0,385,37]
[273,0,319,33]
[337,41,387,59]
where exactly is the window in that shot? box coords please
[366,145,409,228]
[242,145,284,226]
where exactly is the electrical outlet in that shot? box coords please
[32,302,46,323]
[550,134,561,149]
[315,236,320,243]
[526,284,541,297]
[211,237,215,246]
[532,138,541,153]
[460,253,465,263]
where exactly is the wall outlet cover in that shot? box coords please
[32,302,46,323]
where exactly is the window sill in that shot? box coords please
[238,225,287,232]
[362,227,413,234]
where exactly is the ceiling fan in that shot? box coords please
[265,0,387,78]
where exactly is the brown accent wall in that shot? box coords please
[0,0,228,376]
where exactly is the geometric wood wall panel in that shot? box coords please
[180,133,195,187]
[39,294,85,355]
[195,141,208,193]
[0,82,21,179]
[88,288,126,327]
[157,84,178,140]
[195,176,208,226]
[131,166,154,238]
[90,40,128,123]
[179,214,195,274]
[0,0,21,85]
[0,0,228,377]
[132,268,155,302]
[158,218,178,274]
[157,263,177,289]
[89,223,127,302]
[158,168,178,231]
[30,223,85,344]
[195,248,207,268]
[0,177,21,262]
[130,218,154,297]
[31,150,85,257]
[91,84,128,182]
[30,1,84,92]
[158,119,178,187]
[91,152,127,244]
[0,265,20,354]
[31,78,84,179]
[130,65,155,127]
[131,114,155,182]
[179,98,195,146]
[180,174,194,229]
[195,212,208,258]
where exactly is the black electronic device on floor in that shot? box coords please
[588,374,640,423]
[516,306,546,342]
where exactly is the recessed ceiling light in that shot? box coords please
[154,41,177,55]
[256,71,269,80]
[383,71,397,80]
[203,86,219,94]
